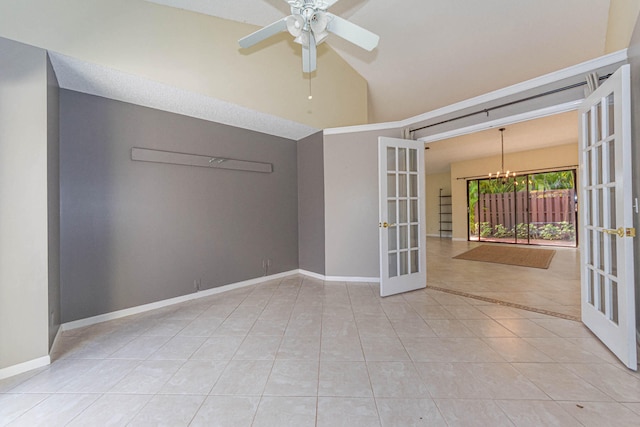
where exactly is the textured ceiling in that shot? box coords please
[147,0,611,122]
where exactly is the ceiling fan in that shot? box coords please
[239,0,380,73]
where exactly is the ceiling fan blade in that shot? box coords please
[239,18,288,49]
[323,0,341,8]
[302,32,317,73]
[326,13,379,51]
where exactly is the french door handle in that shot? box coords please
[378,222,397,229]
[603,227,636,238]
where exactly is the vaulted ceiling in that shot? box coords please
[147,0,613,123]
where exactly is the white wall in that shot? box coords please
[0,38,52,372]
[425,172,452,237]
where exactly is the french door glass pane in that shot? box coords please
[398,148,407,171]
[387,147,396,171]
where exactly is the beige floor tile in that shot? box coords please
[496,400,582,426]
[367,361,430,398]
[415,362,492,399]
[108,359,183,394]
[58,359,139,393]
[108,335,171,359]
[320,335,364,361]
[66,394,152,427]
[494,318,559,338]
[127,394,205,427]
[252,396,316,427]
[562,362,640,402]
[7,394,100,427]
[481,338,554,363]
[360,335,410,361]
[522,337,612,363]
[233,334,282,360]
[159,360,227,395]
[263,360,318,396]
[435,399,515,427]
[0,393,49,426]
[557,401,640,426]
[190,335,244,360]
[465,363,548,400]
[459,319,517,337]
[402,337,505,362]
[512,363,613,401]
[190,395,259,427]
[317,397,381,427]
[209,360,273,395]
[389,318,437,337]
[276,335,321,360]
[148,335,207,360]
[376,398,447,427]
[424,319,475,337]
[318,361,373,397]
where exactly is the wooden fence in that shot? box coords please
[476,189,576,229]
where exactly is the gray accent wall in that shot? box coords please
[627,15,640,334]
[0,37,53,370]
[60,90,299,322]
[323,128,401,278]
[297,131,325,275]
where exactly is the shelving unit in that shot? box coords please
[439,188,452,238]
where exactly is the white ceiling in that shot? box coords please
[424,111,579,175]
[147,0,611,123]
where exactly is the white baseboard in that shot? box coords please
[0,355,50,381]
[298,269,380,283]
[61,270,299,332]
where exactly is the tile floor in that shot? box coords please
[1,240,639,426]
[427,238,581,319]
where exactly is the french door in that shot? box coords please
[378,137,426,297]
[579,65,636,370]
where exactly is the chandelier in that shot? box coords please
[489,128,515,181]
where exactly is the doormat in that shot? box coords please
[453,245,555,269]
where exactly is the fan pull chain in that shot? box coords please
[308,45,313,100]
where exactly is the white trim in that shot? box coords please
[325,275,380,283]
[298,269,326,281]
[418,101,582,143]
[324,122,402,136]
[61,270,299,331]
[298,269,380,282]
[323,50,628,137]
[0,356,50,381]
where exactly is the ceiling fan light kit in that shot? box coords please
[239,0,379,74]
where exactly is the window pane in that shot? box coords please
[410,200,418,222]
[606,93,615,138]
[387,174,396,197]
[399,225,408,250]
[410,225,418,248]
[410,250,419,273]
[409,174,418,197]
[398,148,407,172]
[608,139,616,184]
[389,226,397,251]
[387,147,396,172]
[611,280,619,324]
[399,251,408,275]
[408,148,417,172]
[399,200,408,223]
[388,200,397,224]
[389,253,397,278]
[398,174,407,197]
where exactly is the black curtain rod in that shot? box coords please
[410,74,612,134]
[455,165,578,181]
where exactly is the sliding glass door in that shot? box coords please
[468,170,577,247]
